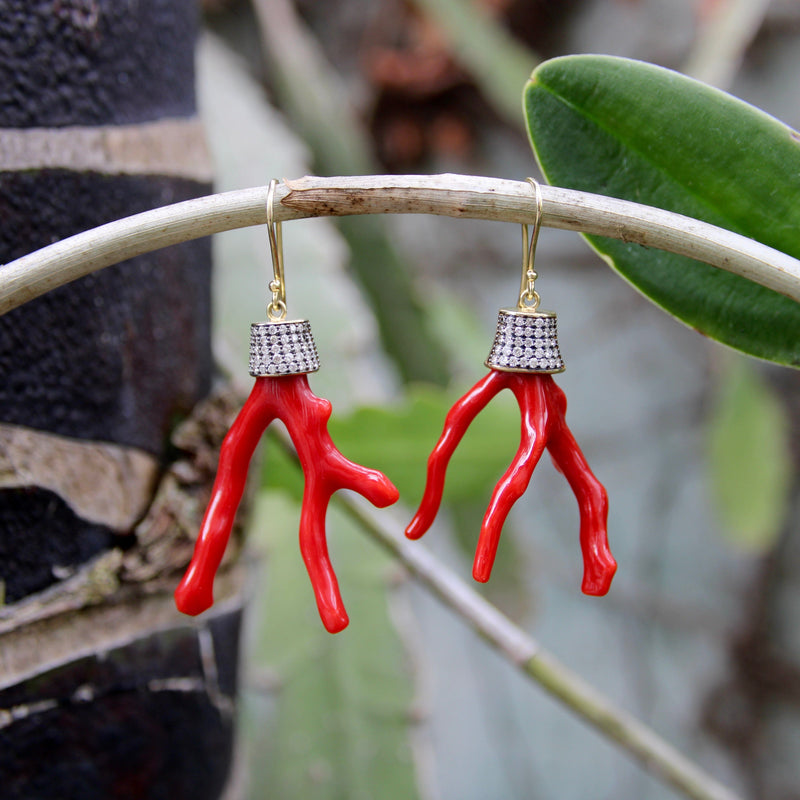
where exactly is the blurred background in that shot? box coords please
[196,1,800,798]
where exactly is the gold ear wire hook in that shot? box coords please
[266,179,287,321]
[518,177,542,311]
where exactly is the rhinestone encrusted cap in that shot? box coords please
[249,319,320,376]
[485,308,565,374]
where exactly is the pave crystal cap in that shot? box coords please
[249,319,320,376]
[485,308,565,374]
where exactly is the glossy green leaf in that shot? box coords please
[524,55,800,367]
[708,359,792,552]
[243,490,421,800]
[327,385,520,507]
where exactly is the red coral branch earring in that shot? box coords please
[175,180,399,633]
[406,179,617,596]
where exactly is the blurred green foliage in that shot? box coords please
[708,358,792,551]
[326,386,520,506]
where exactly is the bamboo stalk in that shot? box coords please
[1,174,799,315]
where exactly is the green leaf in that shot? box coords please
[708,359,792,552]
[327,385,520,507]
[524,54,800,367]
[243,490,421,800]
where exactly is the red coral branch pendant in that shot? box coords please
[406,307,617,595]
[175,319,399,633]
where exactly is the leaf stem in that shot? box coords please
[1,174,798,315]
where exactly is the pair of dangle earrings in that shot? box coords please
[175,178,617,633]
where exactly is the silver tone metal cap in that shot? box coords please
[485,308,565,374]
[249,319,320,376]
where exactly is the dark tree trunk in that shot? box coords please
[0,3,243,798]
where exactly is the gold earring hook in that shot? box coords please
[518,177,542,311]
[266,179,287,321]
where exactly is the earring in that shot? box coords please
[174,180,399,633]
[406,179,617,595]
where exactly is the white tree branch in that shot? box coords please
[1,174,798,315]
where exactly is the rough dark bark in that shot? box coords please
[0,3,243,797]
